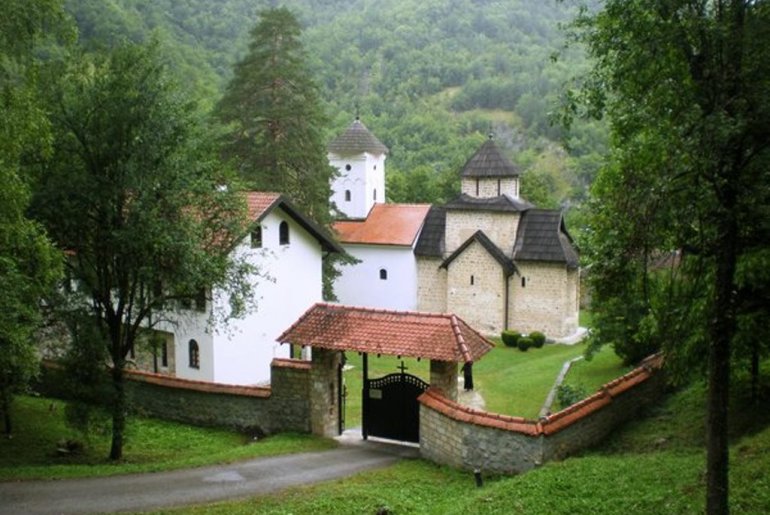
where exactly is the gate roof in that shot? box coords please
[277,303,494,363]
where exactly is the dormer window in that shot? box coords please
[345,190,351,202]
[250,226,262,248]
[279,221,290,245]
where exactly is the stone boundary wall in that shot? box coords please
[38,358,312,435]
[418,353,664,474]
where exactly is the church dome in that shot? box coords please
[328,117,388,156]
[461,136,520,178]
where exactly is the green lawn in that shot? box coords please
[472,341,586,418]
[564,346,631,394]
[150,375,770,514]
[0,396,336,480]
[341,340,628,424]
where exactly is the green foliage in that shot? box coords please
[567,1,770,509]
[500,330,521,348]
[0,0,69,436]
[63,0,607,212]
[517,337,533,352]
[556,383,587,410]
[32,41,254,460]
[530,331,546,348]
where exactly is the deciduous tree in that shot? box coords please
[0,0,69,436]
[567,1,770,512]
[33,42,254,460]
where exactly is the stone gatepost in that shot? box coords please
[309,348,342,437]
[429,360,458,401]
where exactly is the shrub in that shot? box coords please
[517,336,533,351]
[530,331,546,348]
[501,330,521,348]
[556,383,588,410]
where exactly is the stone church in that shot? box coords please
[329,118,580,339]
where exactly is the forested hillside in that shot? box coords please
[65,0,604,210]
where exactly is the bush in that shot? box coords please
[556,383,588,410]
[530,331,546,348]
[517,336,533,351]
[501,330,521,348]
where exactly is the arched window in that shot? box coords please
[188,339,200,369]
[379,268,388,280]
[279,221,290,245]
[345,190,351,202]
[250,226,262,248]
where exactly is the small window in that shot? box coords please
[379,268,388,280]
[373,164,377,170]
[279,221,290,245]
[250,226,262,248]
[373,188,377,201]
[195,287,207,312]
[345,190,351,202]
[521,277,527,288]
[189,339,200,369]
[160,338,168,368]
[345,164,352,171]
[470,275,475,286]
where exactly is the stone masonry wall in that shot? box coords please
[461,177,520,198]
[444,211,519,257]
[37,358,312,435]
[309,348,342,437]
[508,262,578,338]
[419,354,664,474]
[446,240,506,335]
[416,257,447,313]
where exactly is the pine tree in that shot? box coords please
[215,7,335,225]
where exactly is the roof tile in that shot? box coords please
[276,303,494,363]
[334,203,431,246]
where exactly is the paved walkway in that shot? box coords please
[0,437,418,514]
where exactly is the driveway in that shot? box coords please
[0,435,418,514]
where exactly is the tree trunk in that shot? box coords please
[109,364,126,461]
[1,387,11,437]
[751,341,759,405]
[706,215,737,515]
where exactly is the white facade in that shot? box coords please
[160,205,326,386]
[334,243,419,311]
[329,151,386,219]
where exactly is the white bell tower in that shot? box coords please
[327,117,388,219]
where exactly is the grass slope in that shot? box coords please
[0,396,335,480]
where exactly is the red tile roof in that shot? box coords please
[276,303,494,363]
[245,191,281,220]
[333,203,431,246]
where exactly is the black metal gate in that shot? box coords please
[363,372,428,443]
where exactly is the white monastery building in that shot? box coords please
[329,119,580,339]
[151,192,341,385]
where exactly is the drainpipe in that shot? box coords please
[503,270,510,330]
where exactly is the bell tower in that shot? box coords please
[327,117,388,219]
